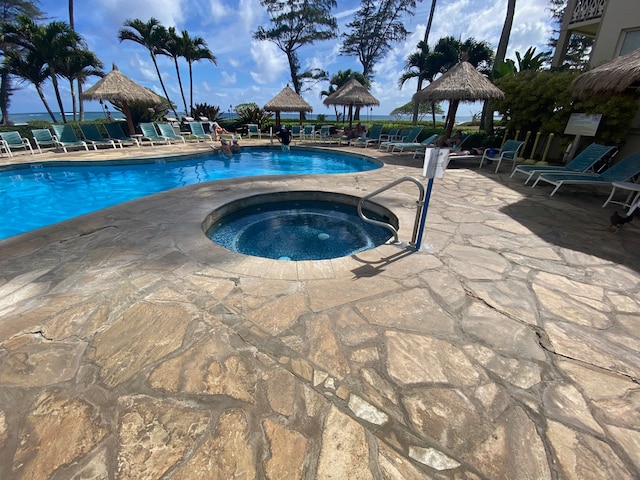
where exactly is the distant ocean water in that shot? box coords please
[7,111,475,124]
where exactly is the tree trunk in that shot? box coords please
[151,53,179,118]
[50,67,67,123]
[69,78,77,121]
[484,0,516,134]
[0,72,12,125]
[36,85,58,123]
[173,57,188,115]
[413,0,437,125]
[189,61,194,116]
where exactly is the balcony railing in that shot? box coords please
[570,0,607,24]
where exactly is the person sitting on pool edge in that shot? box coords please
[276,125,292,151]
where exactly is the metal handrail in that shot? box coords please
[357,176,425,247]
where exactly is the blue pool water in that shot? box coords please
[0,148,379,240]
[207,200,392,261]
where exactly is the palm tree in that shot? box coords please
[0,0,43,125]
[118,18,179,118]
[160,27,188,115]
[484,0,516,132]
[3,16,80,123]
[399,40,435,125]
[322,69,369,122]
[178,31,216,116]
[58,48,103,120]
[3,49,58,122]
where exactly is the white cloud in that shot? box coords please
[249,41,287,85]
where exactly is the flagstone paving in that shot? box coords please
[0,140,639,479]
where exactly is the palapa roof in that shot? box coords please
[572,48,640,98]
[323,78,380,107]
[264,85,312,112]
[81,65,162,104]
[413,61,504,103]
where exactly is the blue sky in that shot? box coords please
[11,0,555,118]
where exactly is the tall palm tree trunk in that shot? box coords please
[483,0,516,133]
[49,67,67,123]
[37,85,58,123]
[413,0,437,125]
[151,53,178,118]
[173,58,188,115]
[0,73,11,125]
[188,61,194,116]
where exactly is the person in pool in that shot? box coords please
[213,137,240,157]
[276,125,292,151]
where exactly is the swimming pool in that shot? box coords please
[0,148,380,240]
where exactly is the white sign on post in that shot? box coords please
[423,147,450,179]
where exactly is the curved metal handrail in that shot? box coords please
[357,176,425,246]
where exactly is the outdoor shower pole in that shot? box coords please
[415,177,434,250]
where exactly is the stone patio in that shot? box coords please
[0,140,639,479]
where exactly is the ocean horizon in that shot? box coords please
[6,111,476,125]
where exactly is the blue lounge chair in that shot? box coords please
[157,123,186,143]
[381,127,423,152]
[0,131,34,156]
[391,133,439,153]
[379,128,399,144]
[31,129,57,153]
[79,123,120,149]
[188,121,213,142]
[532,153,640,196]
[139,123,171,146]
[478,139,525,173]
[51,124,90,152]
[511,143,616,184]
[302,125,315,140]
[104,122,140,147]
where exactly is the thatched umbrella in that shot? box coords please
[323,78,380,127]
[413,61,504,138]
[572,48,640,98]
[264,85,313,127]
[81,64,163,135]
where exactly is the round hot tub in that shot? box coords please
[204,192,397,261]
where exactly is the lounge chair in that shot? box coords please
[51,124,90,152]
[381,127,423,152]
[314,125,337,143]
[157,123,186,143]
[379,128,400,143]
[139,123,171,146]
[478,139,525,173]
[290,125,302,144]
[247,124,261,139]
[0,131,34,156]
[104,122,140,147]
[31,129,57,153]
[188,121,213,142]
[378,129,410,150]
[78,123,120,149]
[391,133,439,153]
[532,153,640,196]
[349,123,383,148]
[510,143,616,184]
[302,125,315,140]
